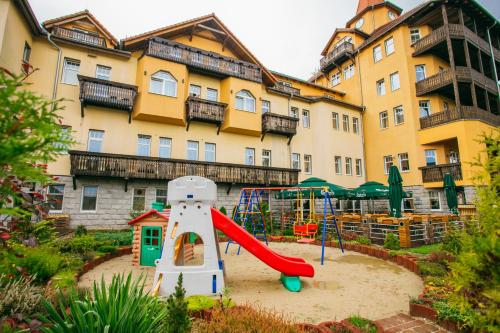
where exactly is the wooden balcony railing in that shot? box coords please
[185,96,226,133]
[320,42,355,72]
[146,37,262,83]
[420,106,500,129]
[274,82,301,95]
[69,150,299,186]
[420,163,462,183]
[262,113,298,143]
[52,26,107,48]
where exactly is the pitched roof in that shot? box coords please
[128,209,170,225]
[320,28,370,56]
[346,1,403,28]
[43,9,118,46]
[356,0,385,14]
[13,0,44,35]
[270,70,345,96]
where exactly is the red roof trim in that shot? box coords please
[128,209,170,225]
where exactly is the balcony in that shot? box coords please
[185,96,226,133]
[69,150,299,187]
[52,26,107,48]
[146,37,262,83]
[320,42,355,72]
[419,106,500,129]
[420,163,462,183]
[273,82,301,95]
[78,75,138,122]
[261,113,299,144]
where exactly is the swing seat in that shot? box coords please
[293,223,318,239]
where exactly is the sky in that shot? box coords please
[29,0,500,80]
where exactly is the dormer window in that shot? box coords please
[388,11,396,20]
[355,18,364,29]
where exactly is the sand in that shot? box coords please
[78,242,423,324]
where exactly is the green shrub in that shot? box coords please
[417,261,447,277]
[50,270,77,289]
[165,273,191,333]
[442,228,462,254]
[21,246,63,283]
[0,274,43,318]
[57,235,98,254]
[347,315,376,333]
[33,220,57,244]
[96,245,118,253]
[355,236,371,245]
[187,295,216,312]
[75,225,87,237]
[93,231,132,246]
[433,301,474,330]
[383,233,400,250]
[219,206,227,216]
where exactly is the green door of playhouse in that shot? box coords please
[140,226,162,266]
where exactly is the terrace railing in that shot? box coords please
[419,106,500,129]
[320,42,355,71]
[261,112,298,142]
[420,163,462,183]
[52,26,107,47]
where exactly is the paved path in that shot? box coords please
[375,314,450,333]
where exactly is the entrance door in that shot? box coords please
[140,226,162,266]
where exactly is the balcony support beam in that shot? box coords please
[459,7,478,109]
[442,5,461,109]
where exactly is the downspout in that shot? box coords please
[486,22,500,97]
[356,49,368,214]
[47,32,62,104]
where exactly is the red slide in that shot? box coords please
[211,208,314,277]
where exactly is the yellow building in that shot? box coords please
[1,0,366,227]
[312,0,499,212]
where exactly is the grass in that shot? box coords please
[405,243,442,255]
[347,315,377,333]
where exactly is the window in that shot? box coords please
[331,72,341,86]
[132,188,146,211]
[81,185,98,211]
[379,111,389,129]
[388,11,397,20]
[302,110,310,128]
[262,150,271,167]
[245,148,255,166]
[235,90,255,112]
[342,115,349,132]
[343,64,355,80]
[189,84,201,97]
[345,200,361,213]
[376,79,386,96]
[390,72,400,91]
[373,45,382,62]
[334,156,342,175]
[345,157,352,175]
[403,197,415,213]
[355,18,364,29]
[419,100,431,118]
[383,155,393,174]
[187,141,199,161]
[352,117,360,134]
[398,153,410,172]
[96,65,111,80]
[355,159,363,176]
[304,155,312,174]
[410,28,421,44]
[23,42,31,63]
[290,107,299,118]
[137,135,151,157]
[205,143,216,162]
[415,65,426,82]
[47,184,64,212]
[393,106,404,125]
[291,153,300,169]
[87,130,104,153]
[332,112,339,129]
[150,71,177,97]
[62,58,80,85]
[429,191,441,210]
[159,137,172,158]
[207,88,218,101]
[384,37,395,55]
[155,188,168,206]
[425,149,437,166]
[262,100,270,114]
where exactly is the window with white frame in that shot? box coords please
[415,65,426,82]
[390,72,400,91]
[429,191,441,210]
[379,111,389,129]
[383,155,393,174]
[262,100,270,114]
[376,79,386,96]
[302,110,310,128]
[334,156,342,175]
[235,90,255,112]
[425,149,437,166]
[345,157,352,175]
[159,137,172,158]
[132,188,146,211]
[343,64,355,80]
[245,148,255,166]
[262,149,271,167]
[331,72,341,86]
[47,184,65,212]
[398,152,410,172]
[291,153,300,169]
[342,114,349,132]
[205,143,216,162]
[332,112,339,129]
[384,37,395,55]
[155,188,168,206]
[137,135,151,157]
[189,84,201,97]
[355,158,362,176]
[373,45,382,62]
[150,71,177,97]
[410,28,421,44]
[87,130,104,153]
[290,107,299,118]
[96,65,111,80]
[207,88,218,101]
[419,100,431,118]
[187,140,199,161]
[304,154,312,174]
[353,117,360,134]
[81,185,98,211]
[62,58,80,85]
[393,105,404,125]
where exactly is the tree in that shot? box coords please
[165,273,191,333]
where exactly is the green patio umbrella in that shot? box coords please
[276,177,351,199]
[388,165,404,218]
[443,173,459,215]
[349,181,390,199]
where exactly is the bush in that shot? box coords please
[433,301,474,330]
[417,261,447,277]
[57,235,98,254]
[165,273,191,333]
[50,270,77,289]
[75,225,87,237]
[383,233,400,250]
[442,228,462,254]
[219,206,227,216]
[0,274,43,318]
[96,245,118,254]
[32,220,57,244]
[355,236,371,245]
[347,315,377,333]
[427,251,455,267]
[20,246,63,283]
[93,230,132,246]
[187,295,216,312]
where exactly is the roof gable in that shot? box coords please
[128,209,170,225]
[321,28,369,56]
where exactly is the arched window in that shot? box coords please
[149,71,177,97]
[235,90,255,112]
